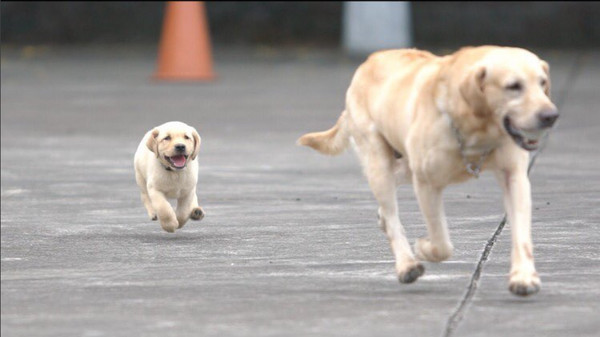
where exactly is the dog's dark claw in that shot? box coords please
[398,264,425,284]
[190,208,205,221]
[509,283,540,297]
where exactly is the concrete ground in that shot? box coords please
[1,45,599,337]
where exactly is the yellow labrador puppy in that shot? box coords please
[298,46,558,296]
[134,121,204,233]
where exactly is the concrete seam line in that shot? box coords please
[443,215,506,337]
[441,52,584,337]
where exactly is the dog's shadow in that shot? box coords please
[117,230,228,245]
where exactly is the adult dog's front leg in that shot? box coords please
[149,189,179,233]
[412,179,453,262]
[495,168,540,296]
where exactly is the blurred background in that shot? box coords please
[2,1,599,50]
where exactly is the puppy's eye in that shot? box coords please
[505,82,523,91]
[184,135,190,140]
[163,136,171,141]
[540,78,547,87]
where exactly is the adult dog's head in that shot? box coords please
[460,47,558,151]
[146,121,201,170]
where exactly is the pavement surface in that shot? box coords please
[1,45,599,337]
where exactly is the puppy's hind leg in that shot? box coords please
[353,131,423,284]
[136,171,156,220]
[140,192,157,221]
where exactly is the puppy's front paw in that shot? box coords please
[509,270,541,296]
[160,220,178,233]
[397,262,425,284]
[190,207,205,221]
[414,237,453,262]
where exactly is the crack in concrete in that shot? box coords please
[443,215,507,337]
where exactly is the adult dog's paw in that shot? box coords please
[414,237,453,262]
[509,270,541,296]
[398,262,425,284]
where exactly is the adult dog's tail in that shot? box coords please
[297,111,350,155]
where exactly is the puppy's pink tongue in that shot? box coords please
[171,155,186,167]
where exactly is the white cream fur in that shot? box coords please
[298,46,556,295]
[134,121,203,233]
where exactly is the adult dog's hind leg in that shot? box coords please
[412,178,454,262]
[393,157,413,186]
[353,130,423,284]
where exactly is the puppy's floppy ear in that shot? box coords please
[541,60,551,97]
[459,65,488,116]
[191,128,201,160]
[146,128,160,158]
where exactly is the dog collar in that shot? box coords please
[447,117,493,178]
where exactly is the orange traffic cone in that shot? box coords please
[154,1,215,81]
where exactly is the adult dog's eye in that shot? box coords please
[505,82,523,91]
[163,136,171,141]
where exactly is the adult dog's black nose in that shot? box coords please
[537,108,559,128]
[174,144,186,152]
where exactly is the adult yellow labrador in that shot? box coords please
[134,121,204,233]
[298,46,558,296]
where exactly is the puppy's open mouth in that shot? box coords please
[165,154,188,169]
[503,116,541,152]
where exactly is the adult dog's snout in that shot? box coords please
[537,108,559,128]
[175,144,186,153]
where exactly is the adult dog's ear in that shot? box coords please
[146,128,160,158]
[191,129,201,160]
[541,60,551,97]
[459,65,488,116]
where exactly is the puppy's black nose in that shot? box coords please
[174,144,186,152]
[537,108,559,128]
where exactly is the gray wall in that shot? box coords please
[1,2,599,48]
[411,2,600,48]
